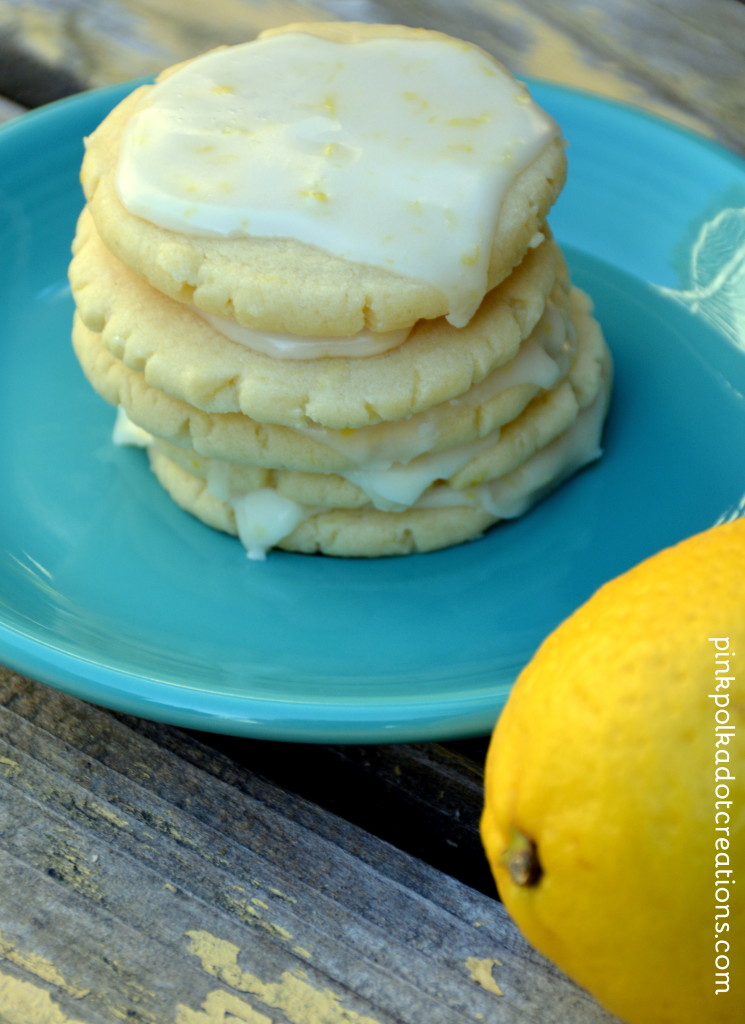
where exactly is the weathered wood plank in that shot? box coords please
[0,667,493,895]
[1,0,743,151]
[0,672,621,1023]
[207,733,497,897]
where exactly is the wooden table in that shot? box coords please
[0,2,743,1021]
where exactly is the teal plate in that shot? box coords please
[0,82,744,742]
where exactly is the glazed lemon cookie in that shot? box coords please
[70,207,562,429]
[80,21,566,336]
[70,20,612,559]
[145,354,610,560]
[145,456,500,558]
[145,302,609,517]
[73,281,610,557]
[70,260,580,479]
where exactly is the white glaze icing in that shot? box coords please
[227,385,607,556]
[197,308,411,358]
[341,431,500,511]
[231,489,310,560]
[116,30,558,326]
[112,406,152,447]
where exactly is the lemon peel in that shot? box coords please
[481,518,745,1024]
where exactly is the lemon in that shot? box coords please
[481,518,744,1024]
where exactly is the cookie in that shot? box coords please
[145,359,610,560]
[146,448,499,557]
[69,20,612,561]
[96,283,610,558]
[70,207,562,430]
[70,257,581,480]
[140,286,604,504]
[80,21,566,336]
[449,287,611,489]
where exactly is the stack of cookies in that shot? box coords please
[69,21,611,559]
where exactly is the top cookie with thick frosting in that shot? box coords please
[81,21,566,336]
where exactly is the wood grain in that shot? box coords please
[0,671,621,1023]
